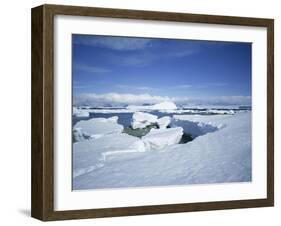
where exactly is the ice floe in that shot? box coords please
[74,116,123,139]
[157,116,171,129]
[206,109,235,115]
[159,109,200,114]
[73,133,146,178]
[131,112,172,129]
[87,109,135,114]
[142,127,183,151]
[127,101,177,111]
[73,107,89,117]
[73,128,90,142]
[131,112,158,129]
[73,111,252,190]
[160,108,236,115]
[150,101,177,110]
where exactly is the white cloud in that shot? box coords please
[74,92,251,107]
[197,83,228,88]
[74,36,152,51]
[113,48,198,67]
[169,84,192,89]
[74,93,170,106]
[116,85,158,91]
[175,95,251,106]
[75,63,111,74]
[74,36,201,68]
[166,49,198,58]
[170,83,228,89]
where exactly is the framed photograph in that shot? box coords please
[31,4,274,221]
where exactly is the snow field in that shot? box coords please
[73,133,146,178]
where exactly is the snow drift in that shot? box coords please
[73,133,146,178]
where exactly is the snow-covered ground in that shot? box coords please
[72,111,251,190]
[73,133,146,178]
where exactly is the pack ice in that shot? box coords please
[73,116,123,140]
[73,107,89,117]
[73,111,251,190]
[142,127,183,151]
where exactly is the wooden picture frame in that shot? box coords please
[31,4,274,221]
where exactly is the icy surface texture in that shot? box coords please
[142,127,183,151]
[73,112,252,190]
[73,133,146,179]
[73,107,89,117]
[74,116,124,139]
[131,112,158,129]
[157,116,171,129]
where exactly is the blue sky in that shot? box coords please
[72,34,252,107]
